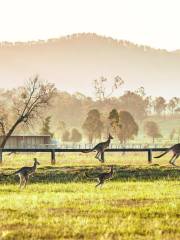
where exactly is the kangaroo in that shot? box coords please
[4,158,40,188]
[154,143,180,166]
[82,134,113,162]
[85,166,114,188]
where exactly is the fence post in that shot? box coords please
[148,149,152,163]
[51,150,56,165]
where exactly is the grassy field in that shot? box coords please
[0,153,179,240]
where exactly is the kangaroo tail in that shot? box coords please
[2,173,15,177]
[2,171,18,176]
[154,147,172,158]
[82,147,96,153]
[85,172,97,179]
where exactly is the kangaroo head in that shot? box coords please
[109,165,114,172]
[34,158,40,165]
[109,134,113,140]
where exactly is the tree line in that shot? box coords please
[0,76,180,156]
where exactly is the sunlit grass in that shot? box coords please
[2,151,180,168]
[0,154,179,239]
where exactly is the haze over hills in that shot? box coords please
[0,33,180,99]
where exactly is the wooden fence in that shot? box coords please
[0,147,168,165]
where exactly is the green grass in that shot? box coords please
[0,154,179,240]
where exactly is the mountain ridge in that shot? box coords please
[0,33,180,53]
[0,33,179,98]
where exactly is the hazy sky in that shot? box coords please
[0,0,180,51]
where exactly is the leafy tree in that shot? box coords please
[56,120,66,138]
[167,97,179,114]
[41,116,53,137]
[117,111,138,144]
[119,91,148,121]
[144,121,162,143]
[82,109,103,143]
[154,97,166,115]
[57,120,66,131]
[70,128,82,143]
[62,130,70,142]
[108,109,120,136]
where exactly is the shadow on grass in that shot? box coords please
[0,165,179,184]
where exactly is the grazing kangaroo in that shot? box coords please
[154,143,180,166]
[4,158,40,188]
[82,134,113,162]
[85,166,114,188]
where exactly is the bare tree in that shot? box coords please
[0,76,56,162]
[94,75,124,101]
[0,105,8,136]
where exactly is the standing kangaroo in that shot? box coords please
[85,166,114,188]
[4,158,40,188]
[154,143,180,166]
[82,134,113,162]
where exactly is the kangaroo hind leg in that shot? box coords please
[95,179,104,188]
[95,151,102,162]
[169,153,176,165]
[23,175,29,188]
[172,154,179,166]
[95,151,99,159]
[19,174,25,189]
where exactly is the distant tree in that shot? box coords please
[71,128,82,143]
[135,87,154,115]
[145,96,154,115]
[82,109,103,143]
[177,128,180,142]
[108,109,120,136]
[169,128,176,140]
[167,97,179,114]
[94,75,124,101]
[119,91,148,121]
[175,107,180,113]
[0,76,56,163]
[41,116,53,137]
[56,120,66,138]
[62,130,70,142]
[144,121,162,143]
[117,111,138,144]
[57,120,66,131]
[154,97,166,115]
[135,86,146,98]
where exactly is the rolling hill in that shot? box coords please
[0,33,180,99]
